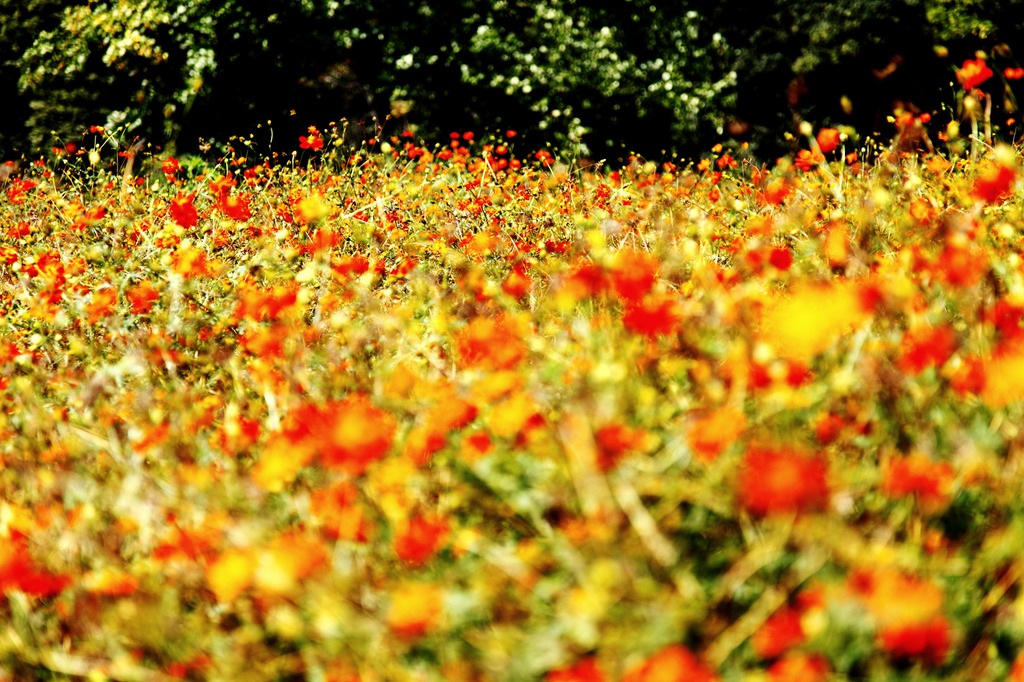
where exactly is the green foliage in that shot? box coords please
[5,0,1024,161]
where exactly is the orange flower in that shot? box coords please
[935,240,988,288]
[956,57,993,91]
[950,355,986,396]
[85,285,118,324]
[878,616,952,664]
[82,567,139,596]
[235,283,299,321]
[311,480,372,542]
[687,407,746,463]
[1010,651,1024,680]
[621,644,718,682]
[794,148,825,172]
[768,653,829,682]
[126,279,160,314]
[758,178,792,206]
[453,314,529,371]
[0,538,70,597]
[816,128,841,153]
[981,345,1024,406]
[386,581,444,638]
[403,426,448,466]
[823,222,849,268]
[502,264,533,299]
[170,243,210,278]
[849,567,951,665]
[311,395,397,475]
[251,430,317,491]
[882,453,955,513]
[737,445,829,516]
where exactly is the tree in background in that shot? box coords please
[4,0,1024,162]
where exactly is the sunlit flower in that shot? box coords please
[126,279,160,314]
[314,395,397,475]
[206,549,256,602]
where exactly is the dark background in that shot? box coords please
[2,0,1023,165]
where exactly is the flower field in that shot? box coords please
[2,118,1024,681]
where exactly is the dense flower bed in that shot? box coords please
[1,121,1024,680]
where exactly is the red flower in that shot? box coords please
[768,247,793,271]
[170,192,199,229]
[879,617,952,665]
[753,607,806,658]
[622,294,682,338]
[218,192,252,222]
[737,445,829,516]
[898,325,956,374]
[547,657,606,682]
[300,126,324,151]
[394,513,449,565]
[1005,67,1024,81]
[971,162,1017,204]
[882,453,955,513]
[162,156,180,177]
[594,423,649,471]
[956,58,993,91]
[609,249,660,303]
